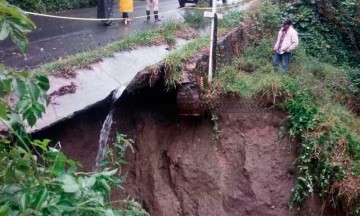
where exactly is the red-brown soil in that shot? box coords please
[113,93,297,216]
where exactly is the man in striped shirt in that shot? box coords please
[273,20,299,73]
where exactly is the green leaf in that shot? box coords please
[36,76,50,91]
[33,139,50,151]
[16,98,30,112]
[2,79,11,93]
[32,104,43,119]
[57,200,74,212]
[0,21,10,40]
[35,188,49,210]
[0,82,4,97]
[105,209,115,216]
[27,82,41,102]
[101,169,118,176]
[0,100,8,120]
[118,159,128,165]
[10,28,29,54]
[35,104,46,113]
[26,112,36,127]
[99,179,111,192]
[84,176,96,188]
[18,71,30,79]
[59,174,80,193]
[15,79,26,97]
[47,206,62,216]
[0,203,10,215]
[20,192,30,211]
[14,169,26,181]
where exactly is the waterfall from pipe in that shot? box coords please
[94,86,125,172]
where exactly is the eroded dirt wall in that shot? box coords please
[114,92,298,216]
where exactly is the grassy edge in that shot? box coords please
[33,22,189,76]
[162,9,246,89]
[33,8,246,79]
[163,36,209,89]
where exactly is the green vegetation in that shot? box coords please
[8,0,97,12]
[183,9,209,29]
[0,2,147,215]
[164,36,208,89]
[218,9,244,30]
[212,1,360,214]
[164,8,246,89]
[279,0,360,65]
[182,5,245,30]
[0,1,35,54]
[34,22,188,76]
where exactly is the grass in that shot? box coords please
[218,9,244,30]
[183,9,210,29]
[33,22,188,76]
[163,36,209,89]
[162,9,245,89]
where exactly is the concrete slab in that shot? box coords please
[31,40,188,132]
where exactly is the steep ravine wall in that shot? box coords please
[112,91,298,216]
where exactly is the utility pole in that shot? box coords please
[204,0,222,83]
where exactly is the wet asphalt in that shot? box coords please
[0,0,181,69]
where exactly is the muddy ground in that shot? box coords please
[35,84,341,216]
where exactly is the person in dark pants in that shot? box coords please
[272,19,299,73]
[208,0,226,7]
[146,0,160,22]
[119,0,133,25]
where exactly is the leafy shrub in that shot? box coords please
[279,0,360,65]
[183,9,209,29]
[218,10,244,29]
[8,0,97,12]
[0,2,148,215]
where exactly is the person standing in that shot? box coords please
[273,19,299,73]
[146,0,160,22]
[119,0,133,25]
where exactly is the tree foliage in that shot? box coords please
[0,1,147,215]
[280,0,360,65]
[0,0,35,54]
[7,0,97,12]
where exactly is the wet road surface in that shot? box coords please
[0,0,181,69]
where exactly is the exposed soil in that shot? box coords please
[48,82,77,101]
[110,90,297,216]
[176,28,198,40]
[53,69,78,79]
[35,84,342,215]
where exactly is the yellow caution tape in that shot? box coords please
[23,3,240,21]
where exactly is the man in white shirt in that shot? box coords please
[273,20,299,73]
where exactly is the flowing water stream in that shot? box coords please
[94,86,126,172]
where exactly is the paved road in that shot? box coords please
[0,0,182,69]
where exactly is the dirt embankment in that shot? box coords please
[109,87,296,216]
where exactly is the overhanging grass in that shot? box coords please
[162,9,245,89]
[164,36,209,89]
[33,22,187,76]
